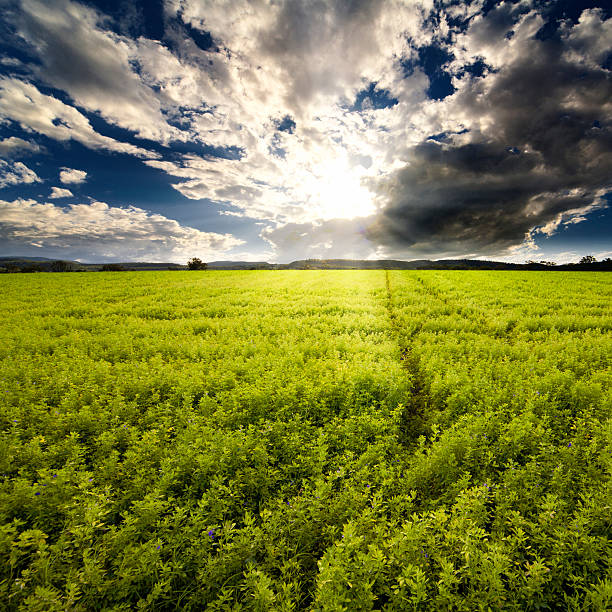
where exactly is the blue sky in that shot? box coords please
[0,0,610,263]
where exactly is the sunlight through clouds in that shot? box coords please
[301,159,376,221]
[0,0,610,262]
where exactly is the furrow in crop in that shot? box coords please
[385,270,431,446]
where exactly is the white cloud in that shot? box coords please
[563,8,612,67]
[0,78,158,159]
[0,198,244,262]
[0,160,42,188]
[534,193,607,237]
[17,0,184,144]
[59,167,87,184]
[0,137,42,158]
[11,0,437,227]
[0,57,23,67]
[261,217,379,262]
[451,3,544,70]
[49,186,73,199]
[2,0,610,261]
[176,0,430,115]
[140,0,436,226]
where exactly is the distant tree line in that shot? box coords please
[1,255,611,273]
[0,260,127,273]
[100,263,127,271]
[0,260,79,273]
[523,255,611,270]
[525,255,606,266]
[0,257,207,272]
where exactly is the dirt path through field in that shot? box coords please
[384,270,431,445]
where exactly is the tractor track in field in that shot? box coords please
[384,270,431,446]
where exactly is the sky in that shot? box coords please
[0,0,610,264]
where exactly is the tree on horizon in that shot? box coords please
[187,258,208,270]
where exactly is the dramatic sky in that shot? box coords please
[0,0,610,263]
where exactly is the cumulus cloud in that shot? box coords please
[49,187,73,199]
[175,0,429,115]
[0,78,158,159]
[59,168,87,184]
[3,0,433,229]
[563,8,612,67]
[261,217,381,262]
[163,1,612,258]
[0,160,41,188]
[0,198,244,262]
[147,0,436,225]
[0,137,42,158]
[16,0,183,144]
[367,4,612,257]
[1,0,610,260]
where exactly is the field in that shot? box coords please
[1,270,611,610]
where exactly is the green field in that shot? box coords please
[1,271,611,610]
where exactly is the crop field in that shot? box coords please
[1,270,611,610]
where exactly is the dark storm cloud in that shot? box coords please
[367,7,612,255]
[1,0,610,263]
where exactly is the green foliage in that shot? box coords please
[100,263,127,272]
[0,270,610,609]
[49,260,73,273]
[187,258,208,270]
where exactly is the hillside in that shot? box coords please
[1,256,611,272]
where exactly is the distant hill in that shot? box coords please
[1,256,610,272]
[208,261,275,269]
[280,258,527,270]
[279,258,612,270]
[109,262,185,271]
[0,256,58,262]
[0,258,184,272]
[0,257,86,272]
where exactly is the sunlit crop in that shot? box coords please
[1,270,610,610]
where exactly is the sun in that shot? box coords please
[305,160,376,220]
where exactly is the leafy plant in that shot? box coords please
[0,270,609,609]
